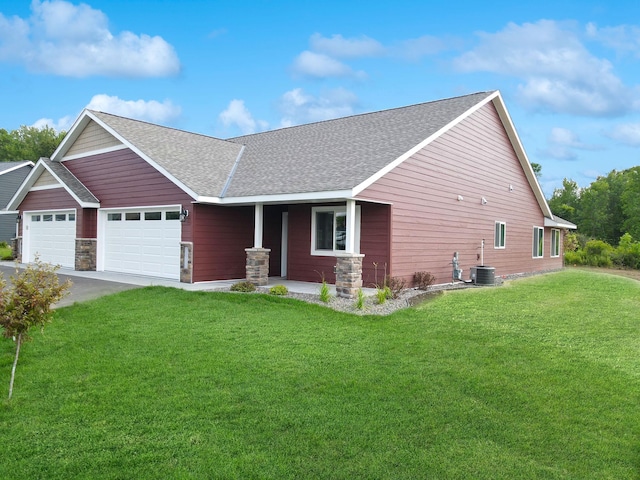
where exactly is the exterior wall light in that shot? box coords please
[179,209,189,222]
[481,197,488,205]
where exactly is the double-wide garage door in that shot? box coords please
[26,210,76,268]
[103,208,181,279]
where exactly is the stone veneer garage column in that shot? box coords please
[75,238,97,271]
[335,253,364,298]
[246,247,270,286]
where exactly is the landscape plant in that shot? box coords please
[319,279,331,303]
[355,288,365,310]
[413,271,435,290]
[269,285,288,296]
[0,258,71,400]
[0,242,12,261]
[230,281,256,292]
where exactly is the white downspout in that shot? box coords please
[345,199,356,254]
[254,203,264,248]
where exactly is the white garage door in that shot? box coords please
[103,208,181,279]
[26,210,76,268]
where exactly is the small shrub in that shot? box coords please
[413,271,435,290]
[230,281,256,292]
[355,288,365,310]
[269,285,288,296]
[564,250,585,266]
[385,275,406,299]
[584,239,613,257]
[319,280,331,303]
[375,287,387,305]
[0,241,8,249]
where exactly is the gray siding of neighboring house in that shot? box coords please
[0,165,31,243]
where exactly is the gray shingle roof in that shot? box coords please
[80,92,494,200]
[0,161,32,174]
[224,91,495,197]
[43,158,99,204]
[89,111,243,198]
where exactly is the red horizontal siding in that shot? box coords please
[191,204,253,282]
[286,203,391,286]
[358,102,562,285]
[63,149,195,241]
[263,205,287,277]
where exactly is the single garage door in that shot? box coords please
[104,208,181,279]
[26,210,76,268]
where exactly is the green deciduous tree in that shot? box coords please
[0,125,66,162]
[0,258,71,400]
[548,178,580,225]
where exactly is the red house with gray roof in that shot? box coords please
[6,91,575,297]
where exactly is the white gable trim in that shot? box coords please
[6,159,100,210]
[53,110,199,202]
[61,144,128,161]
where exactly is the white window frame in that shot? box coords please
[533,226,544,258]
[494,221,506,249]
[311,205,361,256]
[551,229,560,258]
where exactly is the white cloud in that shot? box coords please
[309,33,385,58]
[606,123,640,146]
[393,35,450,61]
[0,0,180,77]
[32,115,74,132]
[86,94,182,123]
[278,88,359,127]
[539,126,602,160]
[291,51,365,79]
[453,20,636,116]
[219,99,268,135]
[585,22,640,57]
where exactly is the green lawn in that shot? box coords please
[0,244,11,260]
[1,269,639,479]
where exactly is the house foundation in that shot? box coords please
[246,247,270,286]
[335,253,364,298]
[75,238,97,271]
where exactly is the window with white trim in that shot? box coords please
[551,229,560,257]
[533,226,544,258]
[311,206,361,256]
[494,221,506,249]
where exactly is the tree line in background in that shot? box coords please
[0,126,66,162]
[549,167,640,269]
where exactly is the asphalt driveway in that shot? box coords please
[0,264,139,308]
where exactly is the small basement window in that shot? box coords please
[494,221,506,249]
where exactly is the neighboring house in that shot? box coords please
[0,161,34,244]
[7,91,576,297]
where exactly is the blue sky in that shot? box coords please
[1,0,640,197]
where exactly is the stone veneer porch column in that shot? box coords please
[245,247,270,286]
[335,253,364,299]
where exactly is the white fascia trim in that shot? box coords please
[0,161,34,177]
[490,93,553,219]
[79,110,199,202]
[24,208,77,214]
[0,210,19,215]
[61,144,128,161]
[352,91,499,196]
[198,189,355,205]
[544,217,577,229]
[99,204,182,212]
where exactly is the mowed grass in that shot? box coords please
[1,269,639,479]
